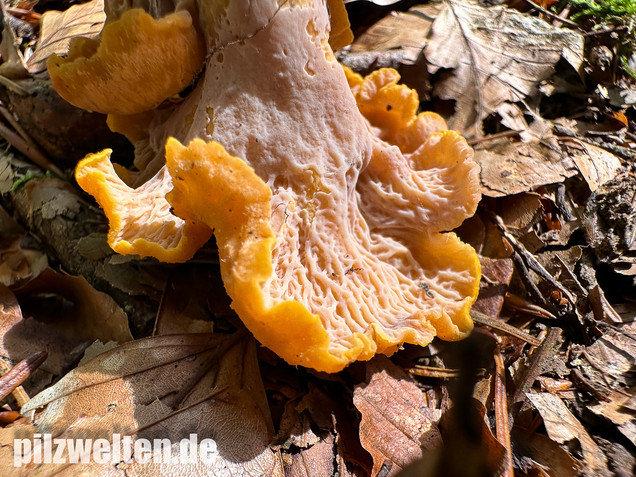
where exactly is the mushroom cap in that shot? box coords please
[73,0,481,372]
[48,8,204,115]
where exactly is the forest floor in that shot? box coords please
[0,0,634,476]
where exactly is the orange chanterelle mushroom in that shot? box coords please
[57,0,481,372]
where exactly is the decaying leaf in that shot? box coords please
[424,0,584,134]
[92,254,168,303]
[526,392,610,476]
[589,390,636,445]
[472,256,514,319]
[26,0,106,71]
[588,285,623,324]
[0,237,47,287]
[476,137,578,197]
[565,140,623,192]
[12,333,283,475]
[349,5,439,64]
[584,174,636,276]
[353,356,442,476]
[497,193,545,233]
[282,432,336,477]
[512,427,583,477]
[435,398,507,477]
[0,269,131,395]
[282,383,374,476]
[154,264,232,336]
[276,392,339,477]
[11,267,132,346]
[578,320,636,384]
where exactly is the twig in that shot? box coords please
[493,348,513,477]
[520,0,579,28]
[470,309,542,346]
[0,102,63,176]
[570,369,610,402]
[409,365,460,379]
[555,183,576,222]
[554,4,572,28]
[0,75,28,96]
[504,293,557,320]
[511,251,550,308]
[0,120,63,177]
[509,327,562,426]
[468,130,521,146]
[583,25,629,36]
[489,211,577,306]
[0,351,47,406]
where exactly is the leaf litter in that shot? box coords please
[0,0,635,475]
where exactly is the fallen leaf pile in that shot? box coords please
[0,0,634,475]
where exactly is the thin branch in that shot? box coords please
[471,309,542,346]
[488,211,577,306]
[493,348,513,477]
[409,365,460,379]
[468,129,521,146]
[0,351,47,405]
[509,327,562,426]
[0,119,63,177]
[520,0,579,28]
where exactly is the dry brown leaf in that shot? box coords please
[476,137,578,197]
[94,254,167,302]
[473,257,514,318]
[424,0,583,135]
[0,237,48,287]
[349,5,439,64]
[297,384,374,475]
[583,320,636,380]
[526,392,610,476]
[423,398,507,477]
[11,267,132,345]
[13,333,283,475]
[497,193,545,232]
[589,390,636,445]
[353,356,442,476]
[283,432,336,477]
[26,0,106,71]
[0,269,131,396]
[277,396,336,477]
[588,285,623,324]
[0,205,24,237]
[566,141,623,192]
[512,427,582,477]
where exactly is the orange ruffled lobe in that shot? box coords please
[75,149,212,262]
[48,8,205,115]
[345,67,450,153]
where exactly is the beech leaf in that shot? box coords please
[476,137,578,197]
[353,357,442,476]
[526,392,610,476]
[424,0,584,134]
[26,0,106,71]
[14,333,283,475]
[0,269,132,396]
